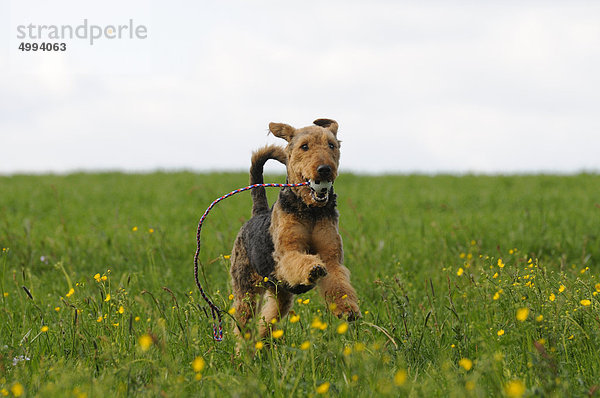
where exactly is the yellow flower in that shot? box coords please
[458,358,473,371]
[493,272,499,279]
[223,255,231,260]
[101,275,107,281]
[97,316,103,322]
[316,382,330,394]
[148,228,154,234]
[192,356,205,372]
[134,316,141,322]
[0,388,8,396]
[302,298,310,305]
[393,369,407,386]
[549,293,556,302]
[505,380,525,397]
[194,373,202,381]
[536,314,544,322]
[459,253,466,259]
[132,226,138,232]
[138,334,153,351]
[559,284,566,293]
[516,308,529,321]
[580,299,591,306]
[290,314,300,323]
[54,307,60,312]
[41,325,49,333]
[509,249,514,255]
[255,341,264,350]
[300,341,310,350]
[471,240,476,246]
[263,276,269,283]
[568,334,574,340]
[493,291,501,300]
[457,267,464,276]
[118,306,125,314]
[498,258,504,268]
[272,329,284,339]
[351,374,358,382]
[497,329,504,336]
[66,288,75,297]
[94,273,101,282]
[337,322,348,334]
[10,383,24,397]
[228,294,234,300]
[228,307,236,315]
[311,318,327,330]
[595,283,600,292]
[104,294,111,302]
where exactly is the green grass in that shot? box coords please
[1,172,599,397]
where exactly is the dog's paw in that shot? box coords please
[331,299,361,321]
[308,265,327,284]
[345,309,362,322]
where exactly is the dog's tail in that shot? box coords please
[250,145,287,215]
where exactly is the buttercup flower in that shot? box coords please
[505,380,525,397]
[394,369,407,386]
[516,308,529,321]
[459,358,473,371]
[316,382,330,394]
[272,329,284,339]
[192,356,205,372]
[138,334,153,351]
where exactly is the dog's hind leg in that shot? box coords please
[230,234,264,340]
[258,289,293,338]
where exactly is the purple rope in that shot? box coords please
[194,181,309,341]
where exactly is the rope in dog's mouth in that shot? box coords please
[194,181,310,341]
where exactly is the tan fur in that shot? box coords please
[230,119,361,342]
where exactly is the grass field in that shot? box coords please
[1,172,599,397]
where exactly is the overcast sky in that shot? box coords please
[1,1,599,175]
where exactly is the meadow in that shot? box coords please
[0,172,599,397]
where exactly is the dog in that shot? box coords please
[230,118,361,339]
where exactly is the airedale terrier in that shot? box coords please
[230,118,361,338]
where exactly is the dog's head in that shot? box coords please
[269,118,340,207]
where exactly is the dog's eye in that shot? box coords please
[328,143,335,150]
[300,144,309,151]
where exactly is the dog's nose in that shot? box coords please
[317,165,332,178]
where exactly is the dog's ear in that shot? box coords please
[269,122,296,142]
[313,118,338,135]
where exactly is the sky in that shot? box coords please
[1,1,599,175]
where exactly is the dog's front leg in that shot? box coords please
[271,209,328,288]
[312,219,361,320]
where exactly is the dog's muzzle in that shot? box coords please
[309,179,333,203]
